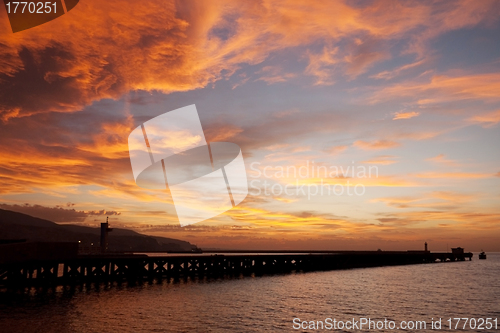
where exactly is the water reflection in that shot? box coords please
[1,253,498,333]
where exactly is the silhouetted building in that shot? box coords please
[451,247,464,255]
[100,217,113,253]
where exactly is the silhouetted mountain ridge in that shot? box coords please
[0,208,194,252]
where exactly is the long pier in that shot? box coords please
[0,248,472,289]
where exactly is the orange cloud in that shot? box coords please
[371,59,426,80]
[224,204,375,234]
[204,123,244,142]
[326,145,349,155]
[354,139,400,150]
[393,111,420,120]
[392,131,443,141]
[256,66,296,84]
[304,46,339,85]
[373,191,477,209]
[1,0,498,120]
[293,176,420,188]
[431,191,475,203]
[343,39,389,78]
[425,154,460,167]
[362,155,398,165]
[377,210,500,231]
[77,116,135,159]
[467,110,500,128]
[413,172,492,179]
[369,73,500,104]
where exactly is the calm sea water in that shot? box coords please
[1,253,499,332]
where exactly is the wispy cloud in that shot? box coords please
[373,191,477,210]
[413,171,492,179]
[371,59,427,80]
[362,155,399,165]
[256,66,296,84]
[368,73,500,105]
[426,154,460,167]
[304,46,339,85]
[354,140,401,150]
[326,145,349,155]
[467,110,500,128]
[393,111,420,120]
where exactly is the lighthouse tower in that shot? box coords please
[100,217,113,253]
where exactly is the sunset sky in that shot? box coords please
[1,0,499,251]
